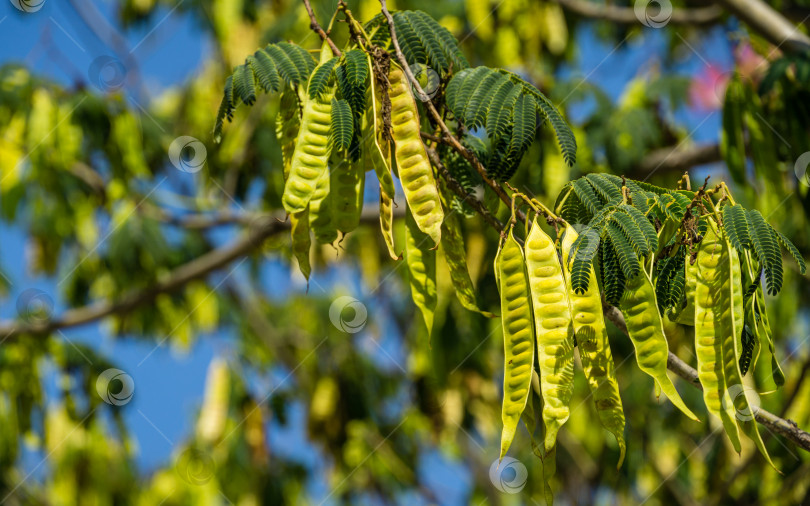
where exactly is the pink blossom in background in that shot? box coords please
[735,42,768,81]
[689,64,729,111]
[688,42,769,112]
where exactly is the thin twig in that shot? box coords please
[302,0,342,56]
[552,0,723,25]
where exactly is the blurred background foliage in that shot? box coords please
[0,0,809,504]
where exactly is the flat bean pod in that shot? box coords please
[620,267,698,420]
[276,88,301,180]
[405,209,437,334]
[724,234,777,468]
[441,205,494,317]
[388,64,444,246]
[309,170,337,244]
[366,53,396,200]
[331,159,365,235]
[290,208,311,281]
[379,191,399,260]
[282,44,335,214]
[694,222,742,452]
[276,92,312,279]
[675,256,696,325]
[753,271,785,386]
[496,225,535,461]
[561,226,626,467]
[524,218,575,452]
[520,373,556,506]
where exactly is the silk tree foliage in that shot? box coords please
[3,0,810,504]
[214,6,808,505]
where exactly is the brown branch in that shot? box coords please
[424,144,504,232]
[603,303,810,453]
[143,205,404,230]
[302,0,341,56]
[0,217,285,340]
[633,143,722,178]
[714,0,810,53]
[378,0,525,225]
[0,205,396,339]
[553,0,723,25]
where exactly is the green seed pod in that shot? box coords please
[405,209,437,334]
[694,221,743,453]
[496,225,535,461]
[282,43,336,214]
[561,226,626,468]
[388,64,444,246]
[290,207,311,281]
[379,190,399,260]
[330,160,365,235]
[309,171,337,244]
[620,266,699,420]
[524,218,574,453]
[675,256,696,325]
[441,207,494,317]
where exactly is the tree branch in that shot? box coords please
[0,205,397,339]
[714,0,810,53]
[553,0,723,26]
[423,144,505,232]
[604,300,810,453]
[302,0,342,56]
[633,143,722,178]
